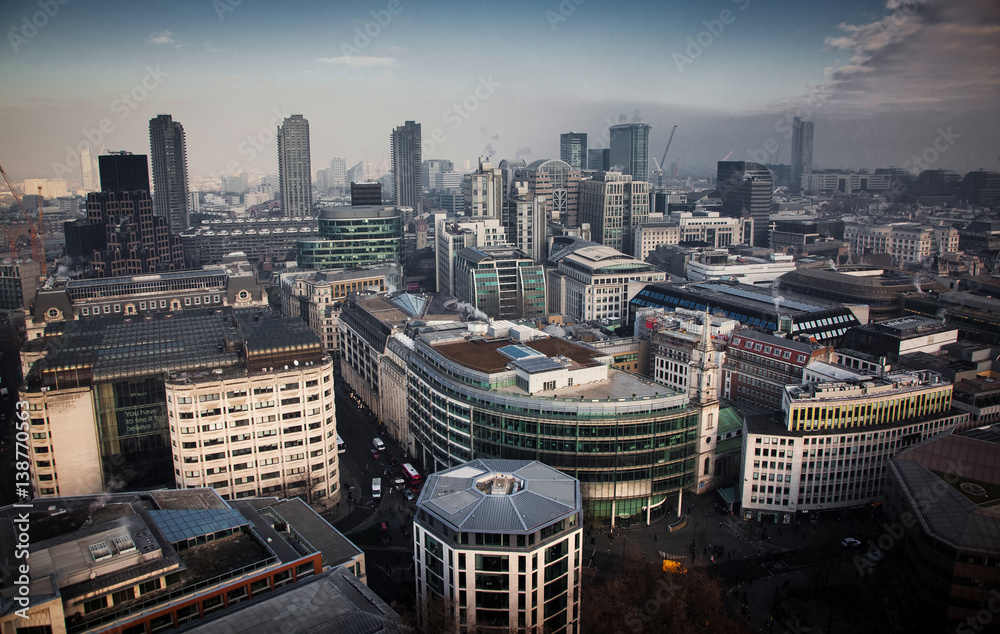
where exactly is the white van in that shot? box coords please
[373,437,386,452]
[372,477,382,499]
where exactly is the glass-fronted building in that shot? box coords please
[407,322,699,524]
[297,206,401,269]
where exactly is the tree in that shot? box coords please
[580,546,751,634]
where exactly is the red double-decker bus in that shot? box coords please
[402,463,422,488]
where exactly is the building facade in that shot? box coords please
[435,217,507,294]
[716,161,773,248]
[414,459,582,634]
[724,330,835,410]
[278,115,313,218]
[296,206,401,269]
[149,114,191,232]
[453,246,546,320]
[86,190,185,276]
[391,120,422,224]
[609,123,651,182]
[560,132,587,171]
[578,171,650,255]
[407,322,700,524]
[739,370,968,522]
[463,159,504,218]
[180,217,319,267]
[98,151,150,193]
[547,240,665,327]
[844,222,961,264]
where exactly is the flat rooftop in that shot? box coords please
[432,335,604,374]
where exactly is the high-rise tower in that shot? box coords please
[609,123,651,182]
[149,114,191,232]
[391,120,422,226]
[81,146,94,190]
[278,115,313,218]
[560,132,587,170]
[791,117,814,193]
[717,160,773,248]
[98,151,150,194]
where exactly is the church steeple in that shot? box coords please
[689,309,719,406]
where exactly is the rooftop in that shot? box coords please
[431,334,605,374]
[417,459,581,534]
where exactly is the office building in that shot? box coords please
[724,330,835,410]
[0,259,41,311]
[463,158,504,218]
[639,307,736,398]
[180,217,319,267]
[81,145,95,190]
[422,158,454,189]
[837,316,959,370]
[578,171,650,255]
[350,181,382,206]
[149,114,191,232]
[407,321,701,524]
[20,308,341,508]
[609,123,651,182]
[716,161,773,248]
[560,131,587,170]
[507,182,548,262]
[329,157,347,191]
[774,266,946,322]
[85,190,184,276]
[440,191,464,215]
[338,292,461,449]
[278,115,313,218]
[28,257,266,338]
[630,281,867,346]
[587,148,610,172]
[844,222,960,264]
[790,117,813,193]
[520,159,583,228]
[633,222,680,261]
[800,170,893,195]
[546,237,665,326]
[414,459,582,633]
[0,488,388,634]
[739,369,968,523]
[669,209,752,248]
[99,151,150,193]
[276,263,402,353]
[435,217,507,294]
[684,251,796,285]
[296,206,401,269]
[453,246,546,320]
[391,120,422,224]
[885,425,1000,633]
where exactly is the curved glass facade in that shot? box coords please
[297,210,401,269]
[408,344,699,524]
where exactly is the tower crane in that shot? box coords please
[0,161,47,276]
[650,124,678,189]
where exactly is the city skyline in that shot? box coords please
[0,0,997,184]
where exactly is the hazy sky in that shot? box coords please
[2,0,998,185]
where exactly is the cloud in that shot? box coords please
[147,30,175,45]
[804,0,1000,114]
[753,0,999,119]
[315,55,397,67]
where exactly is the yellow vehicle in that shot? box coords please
[662,559,688,574]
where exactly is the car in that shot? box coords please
[393,477,406,491]
[404,489,416,501]
[370,449,380,460]
[841,537,861,548]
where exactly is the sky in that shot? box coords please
[1,0,998,186]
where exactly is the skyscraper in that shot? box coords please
[80,146,94,190]
[716,160,773,248]
[278,115,313,218]
[578,171,649,255]
[609,123,651,182]
[588,148,610,172]
[791,117,814,193]
[391,120,422,225]
[560,132,587,170]
[98,151,150,193]
[149,114,191,232]
[329,158,347,191]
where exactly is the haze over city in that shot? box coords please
[2,0,999,183]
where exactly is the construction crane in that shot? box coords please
[0,161,47,275]
[650,124,678,189]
